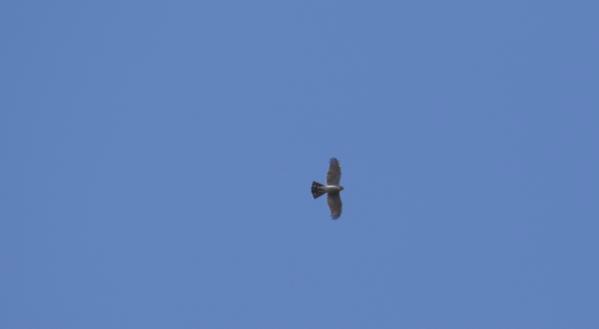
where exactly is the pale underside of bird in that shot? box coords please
[311,157,344,219]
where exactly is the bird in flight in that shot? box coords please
[311,157,344,219]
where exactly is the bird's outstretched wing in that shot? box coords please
[327,158,341,185]
[327,192,342,219]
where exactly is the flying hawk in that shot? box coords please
[311,157,344,219]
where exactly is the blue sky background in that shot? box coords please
[2,1,599,328]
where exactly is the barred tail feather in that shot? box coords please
[311,181,325,199]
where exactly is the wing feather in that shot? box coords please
[327,193,342,219]
[326,158,341,185]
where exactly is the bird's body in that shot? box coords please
[320,185,343,193]
[311,158,344,219]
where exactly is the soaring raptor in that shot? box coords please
[311,158,344,219]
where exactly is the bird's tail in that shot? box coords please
[311,181,326,199]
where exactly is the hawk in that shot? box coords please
[311,157,344,219]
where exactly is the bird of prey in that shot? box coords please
[311,157,344,219]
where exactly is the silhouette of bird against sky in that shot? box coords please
[312,158,344,219]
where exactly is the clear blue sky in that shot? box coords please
[2,1,598,328]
